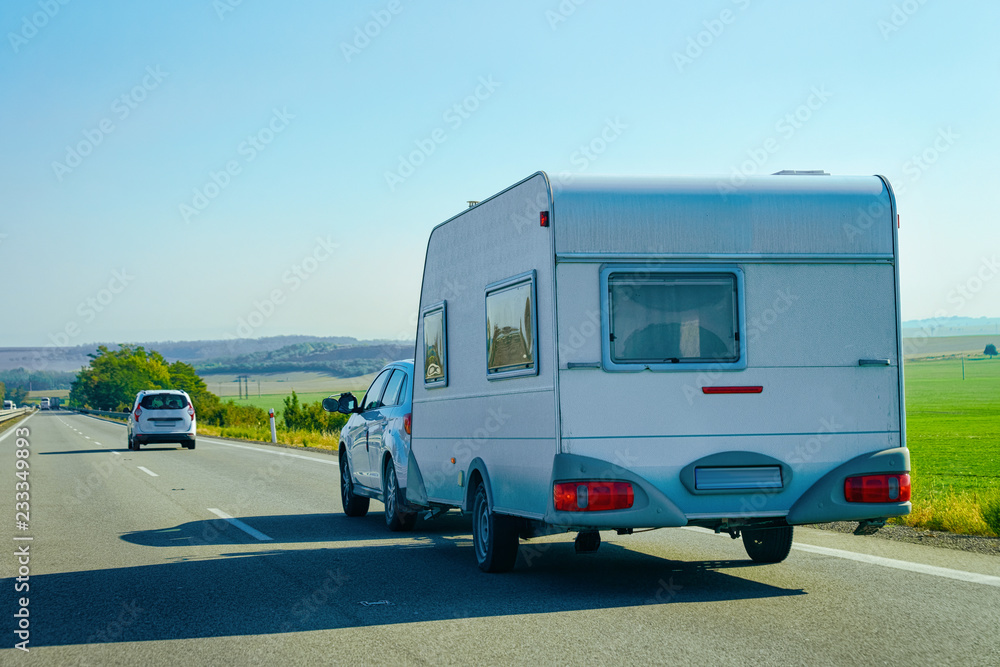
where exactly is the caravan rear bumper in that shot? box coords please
[541,447,911,530]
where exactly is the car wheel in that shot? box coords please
[340,450,370,517]
[383,460,415,532]
[127,434,134,450]
[472,481,519,573]
[187,440,196,450]
[743,526,794,563]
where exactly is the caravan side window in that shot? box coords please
[485,271,539,379]
[601,266,746,371]
[422,302,448,387]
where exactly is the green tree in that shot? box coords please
[8,387,28,406]
[0,381,5,402]
[986,344,998,359]
[69,345,171,410]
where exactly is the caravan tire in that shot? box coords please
[472,482,519,573]
[340,451,370,517]
[743,526,794,563]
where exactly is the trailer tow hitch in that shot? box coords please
[714,524,741,539]
[854,518,886,536]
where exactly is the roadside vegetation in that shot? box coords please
[893,355,1000,536]
[68,346,348,449]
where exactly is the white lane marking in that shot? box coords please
[205,439,338,465]
[791,543,1000,588]
[681,526,1000,588]
[0,412,35,441]
[111,451,121,456]
[94,442,101,446]
[84,436,91,440]
[207,508,273,541]
[137,466,159,477]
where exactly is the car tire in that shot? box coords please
[186,440,196,450]
[127,434,134,450]
[383,460,416,532]
[472,481,519,573]
[340,450,370,517]
[743,526,794,563]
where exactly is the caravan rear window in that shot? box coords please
[486,271,539,379]
[601,266,746,371]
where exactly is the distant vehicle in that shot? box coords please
[403,171,910,572]
[39,398,50,410]
[127,389,197,450]
[324,360,416,531]
[3,400,14,410]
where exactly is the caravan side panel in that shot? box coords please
[411,173,558,517]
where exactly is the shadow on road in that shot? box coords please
[21,515,805,647]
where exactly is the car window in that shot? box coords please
[140,394,186,410]
[361,370,392,411]
[381,370,407,407]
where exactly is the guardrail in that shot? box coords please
[0,407,33,424]
[72,407,129,420]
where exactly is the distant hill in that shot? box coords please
[0,336,413,374]
[194,341,414,377]
[902,316,1000,338]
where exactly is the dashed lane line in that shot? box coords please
[137,466,159,477]
[207,508,273,541]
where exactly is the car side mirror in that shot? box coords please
[325,392,358,415]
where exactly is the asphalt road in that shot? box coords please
[2,411,999,666]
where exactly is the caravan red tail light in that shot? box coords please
[554,481,633,512]
[133,407,141,420]
[187,402,195,419]
[844,474,911,503]
[403,413,412,435]
[540,211,549,227]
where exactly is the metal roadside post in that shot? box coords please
[269,408,277,443]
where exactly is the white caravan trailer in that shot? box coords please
[405,171,909,572]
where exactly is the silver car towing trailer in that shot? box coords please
[405,171,909,572]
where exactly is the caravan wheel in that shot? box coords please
[472,482,519,573]
[743,526,794,563]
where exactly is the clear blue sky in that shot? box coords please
[1,0,997,347]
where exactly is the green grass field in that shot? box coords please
[904,356,1000,493]
[222,387,372,421]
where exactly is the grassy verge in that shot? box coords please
[195,423,339,452]
[889,356,1000,536]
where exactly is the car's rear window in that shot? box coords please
[140,394,187,410]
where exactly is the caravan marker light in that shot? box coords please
[540,211,549,227]
[844,473,911,503]
[554,481,633,512]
